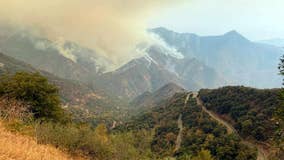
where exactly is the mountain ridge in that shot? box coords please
[151,27,283,88]
[96,44,223,99]
[0,52,127,119]
[131,82,186,110]
[0,27,112,83]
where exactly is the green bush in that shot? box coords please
[0,72,65,121]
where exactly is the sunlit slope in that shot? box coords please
[0,122,82,160]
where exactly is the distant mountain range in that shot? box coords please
[0,26,112,83]
[96,45,223,99]
[151,27,283,88]
[97,28,284,99]
[258,38,284,48]
[0,25,283,100]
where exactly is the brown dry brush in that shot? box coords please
[0,121,79,160]
[0,97,33,122]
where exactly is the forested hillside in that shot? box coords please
[199,86,284,159]
[118,92,257,160]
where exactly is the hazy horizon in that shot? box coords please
[149,0,284,41]
[1,0,284,65]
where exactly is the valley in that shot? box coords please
[0,25,283,160]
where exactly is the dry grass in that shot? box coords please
[0,98,32,122]
[0,121,84,160]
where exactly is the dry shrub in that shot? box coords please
[35,122,113,159]
[0,97,32,121]
[0,121,85,160]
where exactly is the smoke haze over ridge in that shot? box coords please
[0,0,186,66]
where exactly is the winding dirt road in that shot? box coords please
[174,93,191,152]
[196,97,236,134]
[195,95,267,160]
[174,114,183,152]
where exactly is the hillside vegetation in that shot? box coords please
[0,71,282,160]
[199,86,284,159]
[118,92,257,160]
[0,72,157,160]
[199,86,281,142]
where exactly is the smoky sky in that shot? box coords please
[0,0,186,65]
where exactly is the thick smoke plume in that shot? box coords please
[0,0,185,66]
